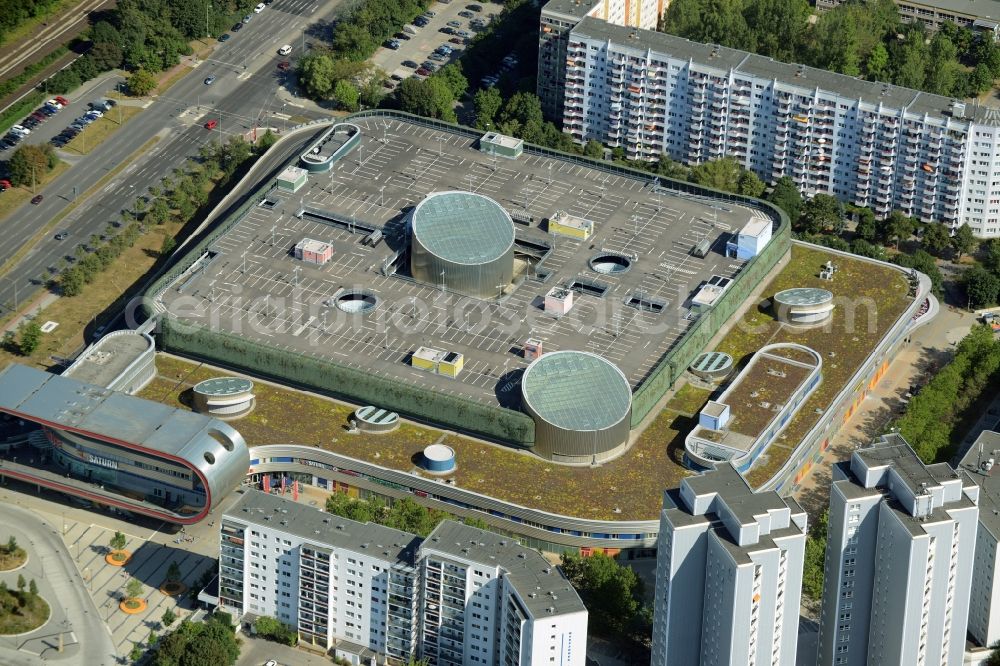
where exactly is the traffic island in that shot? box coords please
[0,590,50,634]
[105,549,132,566]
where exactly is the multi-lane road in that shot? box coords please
[0,0,336,328]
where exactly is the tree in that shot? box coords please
[964,265,1000,309]
[332,80,360,112]
[18,321,41,355]
[126,578,143,601]
[166,561,182,583]
[28,579,37,597]
[560,552,648,640]
[162,607,177,627]
[110,531,127,552]
[398,77,457,122]
[854,207,877,242]
[984,238,1000,274]
[257,129,278,153]
[797,194,842,234]
[126,69,158,97]
[865,42,890,81]
[8,144,53,188]
[59,267,85,297]
[129,642,143,663]
[802,510,828,600]
[5,536,16,553]
[768,176,802,222]
[952,223,977,260]
[434,64,468,100]
[736,169,766,198]
[583,140,605,159]
[920,222,951,256]
[688,157,741,192]
[850,238,886,260]
[462,516,490,530]
[16,574,25,592]
[884,210,915,248]
[159,234,177,257]
[473,87,503,130]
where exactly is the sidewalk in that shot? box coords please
[792,305,972,515]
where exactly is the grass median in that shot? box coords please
[61,105,143,155]
[0,160,70,222]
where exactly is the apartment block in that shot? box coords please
[651,463,807,666]
[817,0,1000,39]
[555,16,1000,237]
[418,521,587,666]
[538,0,665,119]
[958,430,1000,649]
[817,434,980,666]
[219,491,587,665]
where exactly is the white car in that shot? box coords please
[46,98,63,109]
[86,109,103,118]
[10,125,30,136]
[278,44,292,56]
[254,2,265,12]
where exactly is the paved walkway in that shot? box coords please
[792,305,972,516]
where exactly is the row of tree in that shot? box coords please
[58,134,256,298]
[0,575,40,615]
[7,143,58,188]
[42,0,255,95]
[143,610,240,666]
[0,0,62,45]
[325,492,491,537]
[894,324,1000,463]
[801,510,828,602]
[662,0,1000,98]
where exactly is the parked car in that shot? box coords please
[447,19,461,27]
[402,60,419,69]
[390,73,404,81]
[467,3,483,10]
[46,98,63,109]
[385,39,400,50]
[440,26,454,34]
[204,75,216,85]
[242,14,252,23]
[254,2,265,11]
[218,33,231,42]
[86,109,104,118]
[456,29,471,37]
[449,37,465,44]
[278,44,292,55]
[429,52,445,61]
[414,17,429,26]
[0,180,11,190]
[422,10,436,17]
[415,67,431,76]
[394,32,411,40]
[205,119,218,130]
[10,125,30,136]
[31,195,43,205]
[232,22,243,31]
[54,96,70,106]
[277,61,291,70]
[458,10,474,17]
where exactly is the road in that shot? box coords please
[0,0,336,325]
[0,503,117,666]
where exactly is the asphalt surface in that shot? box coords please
[0,503,117,666]
[0,0,335,326]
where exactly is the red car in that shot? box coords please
[31,195,43,204]
[204,119,218,130]
[54,96,70,106]
[0,179,11,191]
[416,67,431,76]
[277,61,290,71]
[449,37,465,44]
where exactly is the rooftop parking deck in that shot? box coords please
[154,116,765,410]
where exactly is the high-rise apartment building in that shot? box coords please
[538,0,665,119]
[816,0,1000,40]
[958,429,1000,649]
[817,434,980,666]
[417,521,587,666]
[547,14,1000,236]
[219,490,587,665]
[651,463,807,666]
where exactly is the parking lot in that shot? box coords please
[155,116,761,408]
[370,0,501,84]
